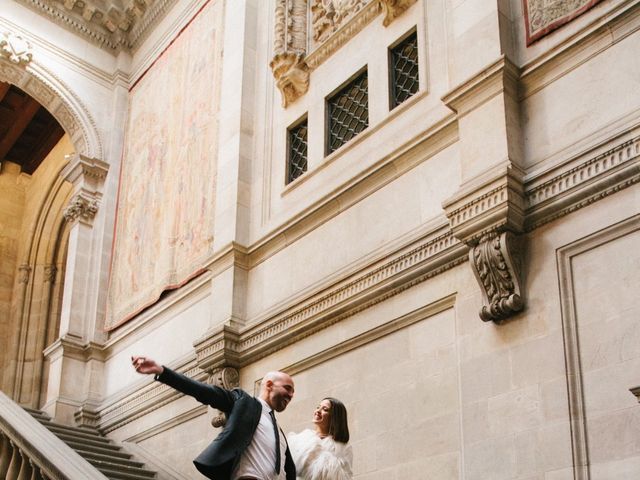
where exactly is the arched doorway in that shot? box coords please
[0,80,75,408]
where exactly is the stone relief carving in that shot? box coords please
[376,0,417,27]
[63,193,99,224]
[470,231,524,323]
[208,367,239,428]
[0,31,33,65]
[311,0,369,43]
[270,0,310,107]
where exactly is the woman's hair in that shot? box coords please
[324,397,349,443]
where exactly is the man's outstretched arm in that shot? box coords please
[131,355,236,412]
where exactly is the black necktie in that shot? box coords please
[268,409,281,474]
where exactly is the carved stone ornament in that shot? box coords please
[376,0,417,27]
[63,193,99,224]
[311,0,369,43]
[209,367,240,428]
[271,0,310,107]
[270,53,310,108]
[470,231,524,323]
[18,264,32,284]
[44,264,58,283]
[0,31,33,66]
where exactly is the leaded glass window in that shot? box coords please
[390,31,419,109]
[326,69,369,155]
[287,118,308,184]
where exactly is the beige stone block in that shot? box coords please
[589,455,640,480]
[460,350,511,401]
[510,332,566,389]
[587,407,640,464]
[395,451,460,479]
[487,385,543,437]
[465,434,516,480]
[540,378,570,423]
[462,399,489,445]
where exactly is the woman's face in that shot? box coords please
[313,399,332,432]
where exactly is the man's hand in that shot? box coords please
[131,356,163,375]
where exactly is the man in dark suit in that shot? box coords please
[132,355,296,480]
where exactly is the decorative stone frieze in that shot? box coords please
[63,193,99,224]
[14,0,177,52]
[377,0,417,27]
[311,0,370,44]
[443,164,526,323]
[0,31,33,65]
[208,367,239,427]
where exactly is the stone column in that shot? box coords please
[42,154,108,423]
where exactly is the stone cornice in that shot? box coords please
[14,0,178,53]
[441,56,520,117]
[525,132,640,230]
[194,225,465,370]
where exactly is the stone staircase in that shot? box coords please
[24,408,157,480]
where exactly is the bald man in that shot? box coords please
[132,356,296,480]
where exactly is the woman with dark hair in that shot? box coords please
[288,397,353,479]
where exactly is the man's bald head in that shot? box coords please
[259,371,295,412]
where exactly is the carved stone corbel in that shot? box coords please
[270,0,309,107]
[376,0,417,27]
[208,367,240,427]
[60,154,109,226]
[443,163,526,323]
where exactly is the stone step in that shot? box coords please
[94,466,157,480]
[87,458,156,478]
[75,448,138,466]
[40,421,104,438]
[23,407,158,480]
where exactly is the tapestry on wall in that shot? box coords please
[105,0,222,331]
[523,0,602,45]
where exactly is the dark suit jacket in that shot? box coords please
[156,367,296,480]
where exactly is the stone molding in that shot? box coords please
[0,31,33,65]
[14,0,178,52]
[441,56,520,117]
[557,214,640,480]
[194,226,465,370]
[525,134,640,230]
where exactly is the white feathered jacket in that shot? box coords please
[287,429,353,480]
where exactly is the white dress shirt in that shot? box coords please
[232,398,286,480]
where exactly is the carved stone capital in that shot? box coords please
[443,163,526,323]
[63,193,99,224]
[18,264,32,284]
[194,324,242,373]
[0,31,33,66]
[44,265,58,283]
[470,231,524,323]
[270,53,310,107]
[376,0,417,27]
[208,367,240,428]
